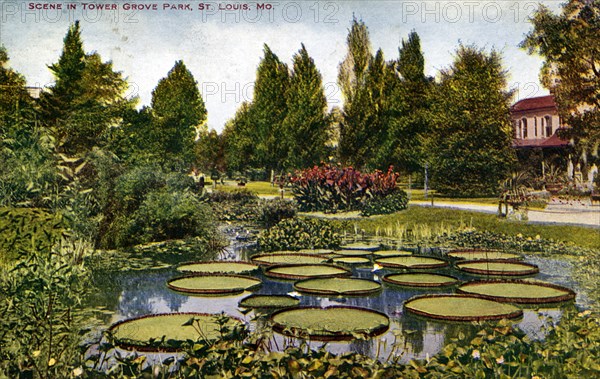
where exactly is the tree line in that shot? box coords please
[2,0,597,199]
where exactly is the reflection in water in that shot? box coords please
[87,231,581,362]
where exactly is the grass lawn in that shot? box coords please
[405,188,499,205]
[349,206,600,250]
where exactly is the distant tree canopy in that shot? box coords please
[40,21,134,156]
[426,45,516,196]
[522,0,600,171]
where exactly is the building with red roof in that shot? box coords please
[510,95,569,148]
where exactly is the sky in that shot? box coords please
[1,0,563,132]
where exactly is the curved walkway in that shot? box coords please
[410,201,600,228]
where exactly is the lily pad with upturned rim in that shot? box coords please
[339,243,380,251]
[264,264,351,280]
[177,261,259,275]
[238,294,300,309]
[456,260,539,276]
[375,255,449,269]
[270,306,389,341]
[404,294,523,322]
[374,250,413,257]
[458,280,576,304]
[447,249,522,261]
[251,253,329,267]
[298,249,336,255]
[167,274,261,295]
[109,313,243,352]
[383,273,459,287]
[334,249,373,257]
[331,256,371,266]
[294,277,382,296]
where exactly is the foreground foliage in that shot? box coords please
[258,217,341,252]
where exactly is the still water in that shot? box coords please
[88,228,581,363]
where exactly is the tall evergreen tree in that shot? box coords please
[150,60,207,169]
[282,44,330,170]
[377,31,430,174]
[222,102,255,174]
[252,44,290,171]
[40,21,133,155]
[426,45,516,196]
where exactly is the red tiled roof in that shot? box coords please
[511,95,557,113]
[513,132,569,148]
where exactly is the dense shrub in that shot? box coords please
[206,188,258,204]
[113,190,216,247]
[259,198,297,228]
[0,207,68,262]
[207,189,261,223]
[291,165,400,213]
[360,190,409,216]
[258,217,340,252]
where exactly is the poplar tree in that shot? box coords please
[282,44,330,170]
[150,60,206,169]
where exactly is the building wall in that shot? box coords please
[512,110,560,140]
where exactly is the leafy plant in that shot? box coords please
[259,198,297,228]
[360,190,409,216]
[291,164,400,213]
[258,217,341,252]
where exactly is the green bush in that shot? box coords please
[0,207,68,263]
[259,198,297,228]
[114,190,216,247]
[258,217,341,252]
[207,189,261,224]
[360,190,409,216]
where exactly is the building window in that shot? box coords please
[521,118,528,138]
[544,115,552,136]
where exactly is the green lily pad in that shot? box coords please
[339,243,380,251]
[251,253,329,267]
[109,313,243,352]
[374,250,413,257]
[331,256,371,266]
[383,273,459,287]
[264,264,351,280]
[458,280,576,304]
[375,255,449,269]
[456,260,539,276]
[177,261,258,275]
[239,294,300,309]
[298,249,335,255]
[404,294,523,321]
[294,277,382,296]
[167,274,261,295]
[447,249,522,261]
[270,306,389,341]
[334,249,373,257]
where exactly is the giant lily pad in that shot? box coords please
[447,249,522,261]
[375,255,449,269]
[298,249,335,255]
[264,264,351,280]
[458,280,576,304]
[383,273,459,287]
[334,249,373,257]
[404,294,523,321]
[109,313,243,352]
[270,306,389,341]
[251,253,329,267]
[167,274,261,295]
[339,243,380,251]
[239,294,300,309]
[177,261,258,275]
[331,256,371,266]
[374,250,413,257]
[294,277,381,296]
[456,260,539,276]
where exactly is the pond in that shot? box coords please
[87,226,582,363]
